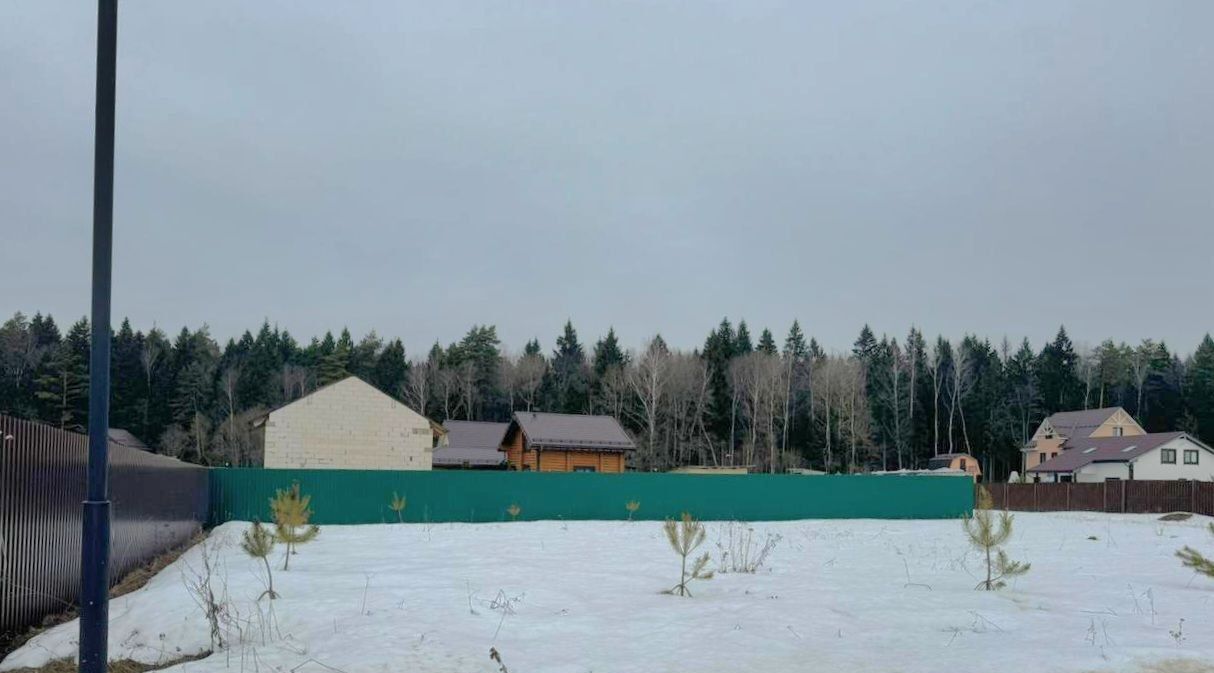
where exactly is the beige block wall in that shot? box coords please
[262,377,433,470]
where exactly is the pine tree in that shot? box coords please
[664,512,714,597]
[270,482,320,570]
[963,487,1030,590]
[241,520,279,599]
[389,492,407,523]
[1183,335,1214,446]
[1177,523,1214,580]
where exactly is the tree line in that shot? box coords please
[1,311,1211,479]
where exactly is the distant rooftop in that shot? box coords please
[433,420,508,467]
[1028,432,1186,473]
[1041,407,1123,438]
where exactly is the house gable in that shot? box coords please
[1030,407,1142,442]
[1128,436,1214,481]
[262,376,436,470]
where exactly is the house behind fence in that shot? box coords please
[0,415,209,638]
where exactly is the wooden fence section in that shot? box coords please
[0,416,209,638]
[984,481,1214,516]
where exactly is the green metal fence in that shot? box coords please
[210,469,973,524]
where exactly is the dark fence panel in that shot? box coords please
[0,416,209,636]
[210,468,974,525]
[982,481,1214,516]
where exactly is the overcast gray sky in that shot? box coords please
[2,1,1212,355]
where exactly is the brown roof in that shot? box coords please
[509,411,636,451]
[1042,408,1122,438]
[433,421,508,467]
[1028,432,1187,473]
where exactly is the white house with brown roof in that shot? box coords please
[254,376,443,470]
[1022,407,1144,475]
[1028,432,1214,483]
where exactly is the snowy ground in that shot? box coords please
[5,514,1214,673]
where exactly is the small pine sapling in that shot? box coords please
[506,503,522,521]
[963,486,1030,590]
[625,500,641,521]
[664,512,714,597]
[270,481,320,570]
[1177,523,1214,579]
[240,520,279,600]
[389,492,407,523]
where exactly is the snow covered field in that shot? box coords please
[5,513,1214,673]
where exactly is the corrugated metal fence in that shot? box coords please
[210,468,975,525]
[0,415,209,636]
[984,480,1214,515]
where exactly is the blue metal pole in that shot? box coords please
[80,1,117,671]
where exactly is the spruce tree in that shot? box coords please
[702,319,737,448]
[757,328,777,356]
[592,328,626,378]
[734,321,753,354]
[551,321,589,413]
[35,318,88,430]
[111,318,144,432]
[373,339,409,400]
[852,324,878,361]
[1035,326,1082,414]
[1184,335,1214,445]
[317,330,351,385]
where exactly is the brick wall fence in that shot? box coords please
[982,480,1214,516]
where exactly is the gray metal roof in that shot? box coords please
[510,411,636,451]
[442,420,509,449]
[433,420,509,467]
[432,446,506,467]
[1028,432,1187,473]
[1042,407,1122,438]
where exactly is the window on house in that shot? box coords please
[959,459,967,470]
[1060,474,1074,483]
[1184,450,1199,465]
[573,465,596,473]
[1161,449,1177,464]
[1113,426,1124,437]
[1051,452,1058,459]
